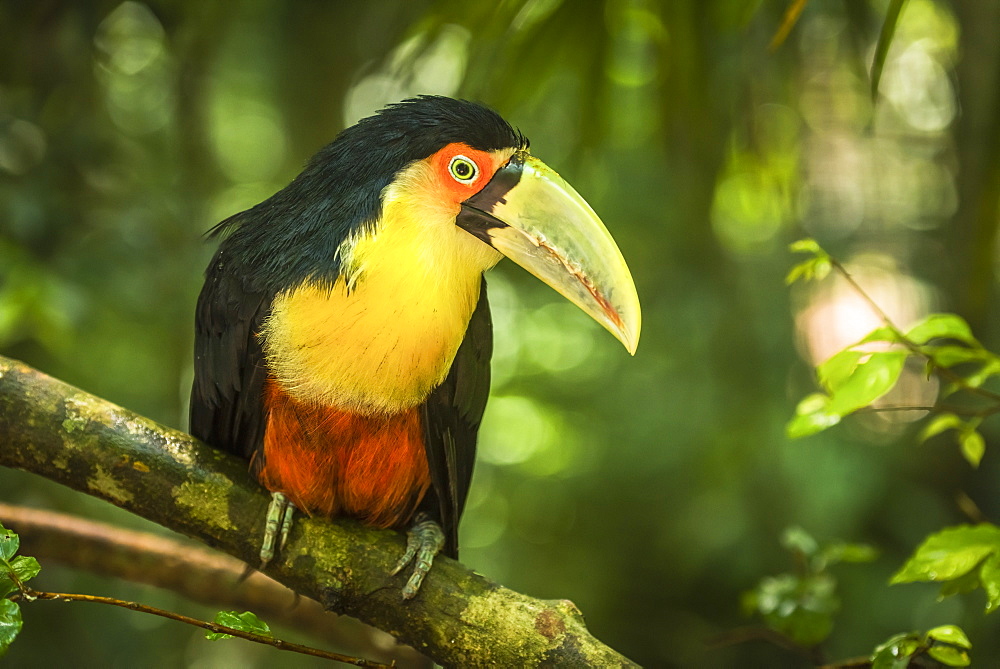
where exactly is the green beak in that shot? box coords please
[457,150,641,354]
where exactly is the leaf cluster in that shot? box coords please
[742,526,876,647]
[0,523,41,657]
[871,625,971,668]
[787,239,1000,468]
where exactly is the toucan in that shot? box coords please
[190,96,640,598]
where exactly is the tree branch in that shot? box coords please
[0,502,430,667]
[0,355,638,667]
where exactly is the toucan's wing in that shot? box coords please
[421,277,493,558]
[190,246,272,462]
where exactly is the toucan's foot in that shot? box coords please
[260,492,294,569]
[390,513,445,599]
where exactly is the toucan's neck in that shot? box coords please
[260,159,500,415]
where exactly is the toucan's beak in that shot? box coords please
[457,150,641,354]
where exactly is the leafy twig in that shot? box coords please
[828,256,1000,405]
[10,587,390,667]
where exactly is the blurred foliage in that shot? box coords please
[741,526,877,648]
[2,0,1000,666]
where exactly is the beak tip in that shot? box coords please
[611,317,640,356]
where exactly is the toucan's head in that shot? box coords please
[230,96,640,354]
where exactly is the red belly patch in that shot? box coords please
[258,380,430,528]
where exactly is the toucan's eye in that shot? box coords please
[448,155,479,183]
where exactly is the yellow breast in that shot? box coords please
[260,159,501,415]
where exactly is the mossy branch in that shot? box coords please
[0,355,638,667]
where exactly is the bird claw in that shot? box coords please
[260,492,294,569]
[391,515,445,599]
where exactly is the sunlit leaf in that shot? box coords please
[926,625,972,650]
[788,238,825,256]
[787,393,840,438]
[959,429,985,468]
[825,350,907,415]
[785,257,832,285]
[919,412,964,443]
[962,358,1000,389]
[786,239,832,284]
[891,524,1000,585]
[927,644,971,667]
[817,349,864,392]
[206,610,272,641]
[922,625,973,666]
[854,326,901,346]
[906,314,978,347]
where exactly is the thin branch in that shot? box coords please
[13,588,389,667]
[769,0,808,51]
[0,503,429,667]
[831,258,1000,404]
[706,625,822,664]
[955,491,991,524]
[0,355,638,667]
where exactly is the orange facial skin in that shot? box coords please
[427,142,512,208]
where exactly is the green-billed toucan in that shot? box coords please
[190,96,640,598]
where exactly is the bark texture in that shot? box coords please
[0,355,638,667]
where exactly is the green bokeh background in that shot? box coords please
[2,1,999,666]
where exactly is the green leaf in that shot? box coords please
[825,351,907,415]
[0,526,18,563]
[786,239,832,284]
[787,393,840,438]
[789,238,826,256]
[963,357,1000,388]
[8,557,40,585]
[923,626,973,666]
[906,314,978,347]
[854,326,901,346]
[0,599,22,658]
[919,412,964,443]
[817,349,865,393]
[821,542,879,566]
[891,524,1000,585]
[871,632,921,669]
[781,526,819,557]
[979,553,1000,613]
[938,568,981,599]
[959,429,985,468]
[750,572,838,646]
[926,625,971,650]
[785,257,832,285]
[926,345,990,368]
[206,610,272,641]
[928,645,971,667]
